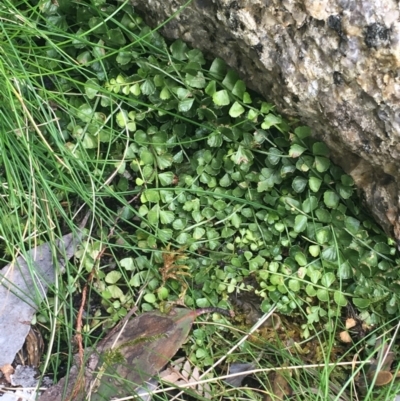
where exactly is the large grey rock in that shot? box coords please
[131,0,400,243]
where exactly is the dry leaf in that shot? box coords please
[374,371,393,386]
[0,232,82,367]
[225,362,257,387]
[357,339,396,391]
[161,357,212,399]
[160,359,185,383]
[0,364,14,383]
[39,307,228,401]
[339,331,352,343]
[345,318,357,329]
[264,371,292,401]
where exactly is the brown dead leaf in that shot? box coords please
[374,371,393,386]
[160,357,212,399]
[0,232,82,368]
[0,364,14,383]
[160,358,185,383]
[356,339,396,391]
[264,370,292,401]
[339,331,352,343]
[39,307,229,401]
[225,362,257,387]
[345,318,357,329]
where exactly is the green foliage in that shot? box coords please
[3,9,400,399]
[15,0,400,336]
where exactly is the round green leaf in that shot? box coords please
[231,213,242,228]
[213,89,230,106]
[158,172,175,186]
[196,298,210,308]
[302,196,318,213]
[176,87,191,100]
[120,257,135,271]
[141,189,160,203]
[193,227,206,239]
[317,289,329,302]
[140,79,156,95]
[202,207,215,219]
[292,177,307,193]
[105,271,122,284]
[294,215,308,233]
[315,156,330,172]
[267,148,282,165]
[144,293,157,303]
[309,245,320,257]
[306,284,317,297]
[176,232,189,244]
[130,272,143,287]
[229,101,245,117]
[275,222,285,232]
[360,250,378,267]
[321,272,336,288]
[157,287,169,300]
[196,348,208,359]
[243,92,252,103]
[232,80,246,97]
[107,285,124,299]
[208,131,223,147]
[77,51,91,65]
[312,142,330,156]
[341,174,354,186]
[307,268,321,284]
[261,114,282,129]
[338,184,353,199]
[323,191,340,209]
[170,39,188,60]
[316,228,330,244]
[321,246,337,261]
[344,216,360,234]
[222,70,239,90]
[173,219,187,230]
[294,252,307,266]
[374,243,391,255]
[158,229,173,242]
[85,78,99,99]
[309,177,322,192]
[270,274,284,286]
[334,291,347,307]
[352,298,371,308]
[140,149,154,165]
[288,279,301,292]
[130,83,141,96]
[179,98,194,112]
[315,209,331,223]
[185,72,206,88]
[289,144,307,158]
[77,103,94,123]
[296,155,314,172]
[205,80,216,96]
[219,173,232,187]
[337,261,353,279]
[160,210,175,224]
[294,126,311,139]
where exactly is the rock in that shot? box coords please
[130,0,400,244]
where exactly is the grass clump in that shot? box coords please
[1,0,400,399]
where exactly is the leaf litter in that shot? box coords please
[38,307,232,401]
[0,232,82,369]
[0,213,89,398]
